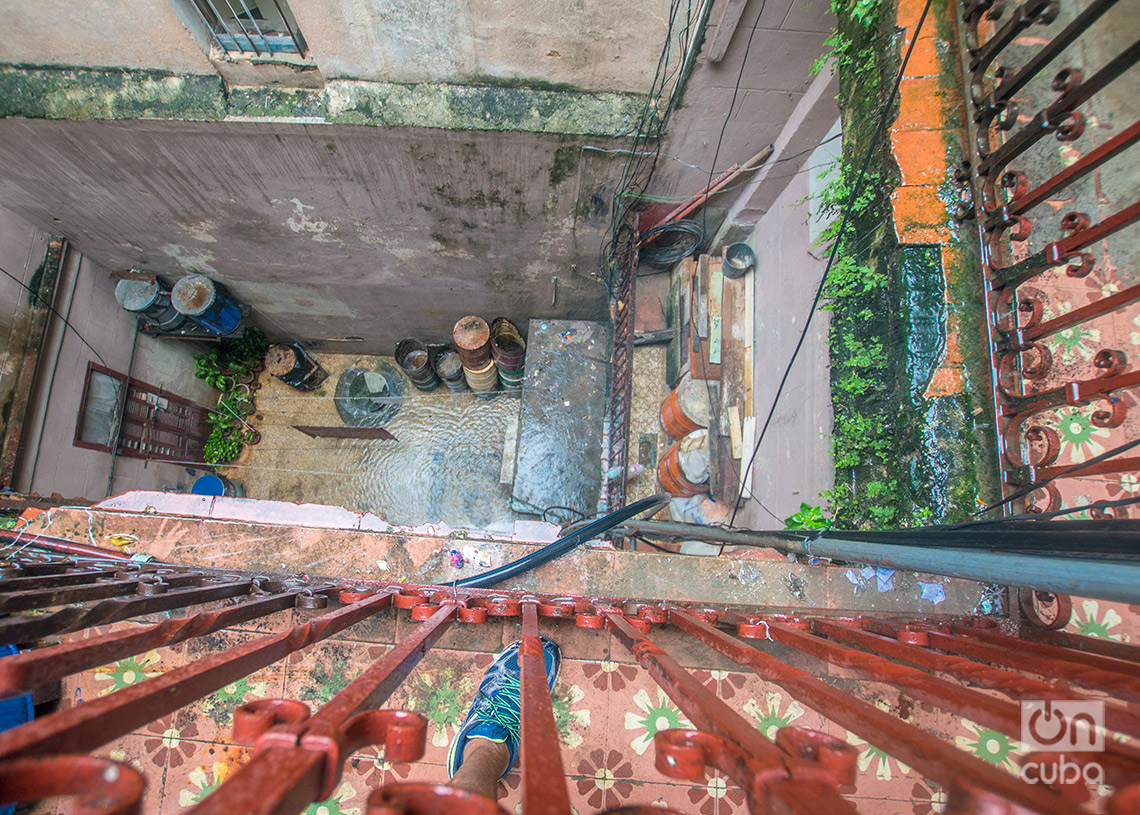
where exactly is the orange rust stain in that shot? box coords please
[891,186,952,244]
[891,129,950,186]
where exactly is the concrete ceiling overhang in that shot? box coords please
[0,117,632,349]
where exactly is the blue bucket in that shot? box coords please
[192,474,244,497]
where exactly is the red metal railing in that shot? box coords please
[952,0,1140,514]
[1,543,1139,813]
[604,222,637,514]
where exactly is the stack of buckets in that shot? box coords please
[453,316,499,394]
[395,339,441,392]
[490,318,526,391]
[657,372,713,496]
[431,346,468,392]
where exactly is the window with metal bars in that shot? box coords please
[188,0,308,57]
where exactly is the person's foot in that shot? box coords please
[447,637,561,781]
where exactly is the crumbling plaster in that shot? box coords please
[286,0,673,92]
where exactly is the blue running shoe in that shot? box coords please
[447,637,561,781]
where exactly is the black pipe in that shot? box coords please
[454,494,669,589]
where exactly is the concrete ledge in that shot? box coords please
[0,67,225,120]
[325,80,647,136]
[26,503,984,614]
[0,65,647,137]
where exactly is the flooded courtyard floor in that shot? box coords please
[223,353,522,534]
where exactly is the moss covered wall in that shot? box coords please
[819,0,997,528]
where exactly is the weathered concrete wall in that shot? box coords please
[288,0,672,92]
[0,119,626,350]
[645,0,836,233]
[0,205,216,500]
[2,0,672,96]
[1,0,214,75]
[732,157,834,531]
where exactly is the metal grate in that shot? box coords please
[604,223,637,514]
[1,535,1138,813]
[951,0,1139,513]
[189,0,307,56]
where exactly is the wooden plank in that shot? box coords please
[695,254,709,339]
[708,259,723,364]
[689,255,721,381]
[292,425,397,441]
[705,0,750,62]
[728,405,743,458]
[744,267,754,351]
[740,417,756,499]
[0,238,64,489]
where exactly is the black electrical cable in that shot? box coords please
[964,436,1140,521]
[637,219,705,268]
[454,493,670,589]
[729,0,936,527]
[0,262,108,367]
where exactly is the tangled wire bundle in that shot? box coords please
[637,219,705,268]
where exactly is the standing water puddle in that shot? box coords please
[226,354,520,534]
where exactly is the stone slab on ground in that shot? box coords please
[511,319,611,521]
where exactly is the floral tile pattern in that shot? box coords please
[33,592,1140,815]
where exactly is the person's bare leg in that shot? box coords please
[449,737,510,799]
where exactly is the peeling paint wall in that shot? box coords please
[0,120,626,350]
[288,0,672,92]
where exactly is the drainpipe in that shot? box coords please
[670,0,715,114]
[104,321,141,498]
[25,241,77,492]
[614,519,1140,604]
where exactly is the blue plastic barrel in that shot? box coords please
[191,474,244,497]
[172,274,243,335]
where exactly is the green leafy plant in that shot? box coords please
[784,503,829,530]
[203,428,244,464]
[194,328,269,466]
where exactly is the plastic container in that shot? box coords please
[115,278,187,333]
[659,372,712,438]
[453,315,492,369]
[191,474,245,497]
[490,317,526,390]
[432,347,467,392]
[656,429,709,497]
[464,358,499,392]
[264,344,328,391]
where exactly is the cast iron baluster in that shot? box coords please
[0,586,331,699]
[668,608,1073,814]
[519,600,573,815]
[0,589,397,761]
[606,609,860,815]
[191,603,456,815]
